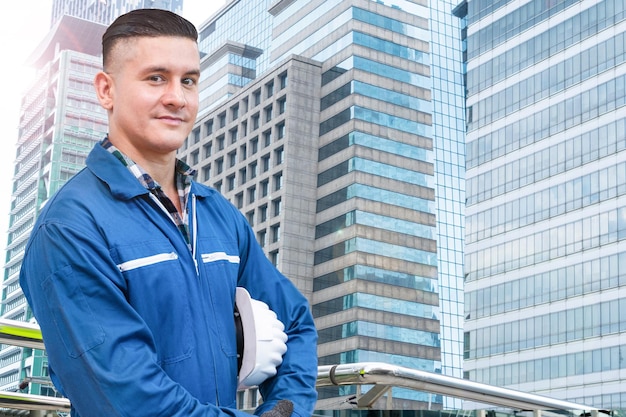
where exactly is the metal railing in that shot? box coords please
[0,318,598,413]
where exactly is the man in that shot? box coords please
[19,9,318,417]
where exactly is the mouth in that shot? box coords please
[158,115,186,126]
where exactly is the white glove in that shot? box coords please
[236,287,288,389]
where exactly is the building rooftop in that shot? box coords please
[26,14,106,68]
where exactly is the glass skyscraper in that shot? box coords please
[178,0,466,409]
[461,0,626,409]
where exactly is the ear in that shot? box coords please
[94,71,114,110]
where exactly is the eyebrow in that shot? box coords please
[143,66,201,78]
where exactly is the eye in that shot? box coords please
[182,77,197,87]
[148,75,165,83]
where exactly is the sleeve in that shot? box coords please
[19,220,253,417]
[232,211,318,417]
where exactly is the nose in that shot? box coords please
[163,83,186,108]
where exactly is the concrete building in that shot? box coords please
[460,0,626,409]
[178,0,466,409]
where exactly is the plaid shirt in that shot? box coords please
[101,136,196,246]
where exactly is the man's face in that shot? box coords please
[97,36,200,161]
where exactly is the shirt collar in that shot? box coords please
[101,135,196,192]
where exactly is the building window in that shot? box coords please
[272,198,282,217]
[218,112,227,128]
[246,210,254,226]
[250,137,258,154]
[249,161,258,179]
[263,130,272,147]
[228,151,237,167]
[274,147,284,165]
[239,168,247,185]
[258,229,267,247]
[203,142,212,158]
[191,150,199,165]
[259,205,268,222]
[262,155,270,172]
[253,89,261,106]
[277,122,285,139]
[192,127,201,144]
[271,224,280,242]
[240,144,247,161]
[204,119,213,135]
[241,120,248,136]
[216,157,224,174]
[265,105,273,122]
[235,192,243,209]
[261,179,269,197]
[278,96,286,114]
[252,113,260,130]
[213,180,222,193]
[248,186,256,204]
[217,134,225,150]
[266,80,274,98]
[273,172,283,191]
[270,250,279,267]
[279,71,287,89]
[202,164,211,181]
[231,104,239,120]
[227,175,236,191]
[230,127,238,144]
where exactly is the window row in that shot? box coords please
[322,55,431,91]
[466,0,625,96]
[317,320,440,348]
[316,183,434,215]
[466,297,626,359]
[214,170,283,202]
[313,292,439,321]
[314,237,437,267]
[467,159,626,243]
[467,0,578,59]
[468,31,626,131]
[188,96,287,148]
[317,156,434,188]
[465,206,626,282]
[466,251,626,320]
[318,349,441,383]
[320,105,431,138]
[194,144,285,184]
[468,102,624,171]
[318,130,433,163]
[468,344,626,410]
[191,123,286,170]
[315,210,435,240]
[255,222,281,247]
[467,74,626,205]
[321,80,431,114]
[313,264,437,293]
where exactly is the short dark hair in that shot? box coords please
[102,8,198,70]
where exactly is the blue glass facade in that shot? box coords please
[189,0,465,408]
[462,0,626,408]
[429,0,467,409]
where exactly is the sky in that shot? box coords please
[0,0,226,242]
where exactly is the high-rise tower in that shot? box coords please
[178,0,466,409]
[461,0,626,409]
